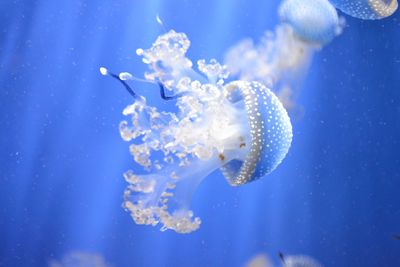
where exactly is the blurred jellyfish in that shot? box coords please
[102,30,292,233]
[225,0,342,115]
[279,0,341,44]
[330,0,398,19]
[245,253,323,267]
[48,252,112,267]
[281,254,323,267]
[225,26,312,115]
[246,253,274,267]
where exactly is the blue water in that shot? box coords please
[1,1,399,266]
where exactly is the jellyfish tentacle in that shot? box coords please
[158,82,187,100]
[279,252,286,264]
[100,67,187,101]
[100,67,144,102]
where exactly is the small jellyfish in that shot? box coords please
[48,251,112,267]
[279,0,341,44]
[329,0,398,19]
[245,253,274,267]
[279,253,323,267]
[102,30,292,233]
[245,253,323,267]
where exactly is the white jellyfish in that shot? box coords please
[101,30,292,233]
[245,253,323,267]
[224,0,342,114]
[329,0,398,19]
[245,253,274,267]
[48,252,112,267]
[281,254,323,267]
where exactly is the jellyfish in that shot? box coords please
[245,253,323,267]
[246,254,274,267]
[329,0,398,19]
[280,254,323,267]
[224,25,310,114]
[48,252,112,267]
[279,0,341,44]
[224,0,342,115]
[101,30,292,233]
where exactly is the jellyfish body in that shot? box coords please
[279,0,341,44]
[329,0,398,19]
[111,30,292,233]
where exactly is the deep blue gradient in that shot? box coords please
[0,1,399,266]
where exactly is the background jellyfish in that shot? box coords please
[102,30,292,233]
[48,252,112,267]
[245,253,323,267]
[245,254,274,267]
[329,0,398,19]
[224,0,342,115]
[281,254,323,267]
[279,0,341,44]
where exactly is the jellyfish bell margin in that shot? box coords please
[103,30,293,234]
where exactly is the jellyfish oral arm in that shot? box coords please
[158,82,187,100]
[122,103,251,233]
[100,67,144,101]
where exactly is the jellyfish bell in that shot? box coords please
[329,0,398,19]
[221,81,292,186]
[103,30,292,233]
[279,0,341,44]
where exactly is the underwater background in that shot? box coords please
[0,0,399,266]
